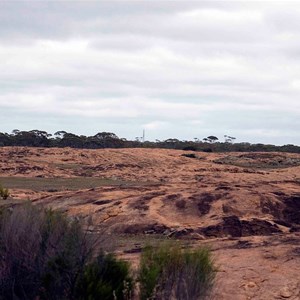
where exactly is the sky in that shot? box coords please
[0,1,300,145]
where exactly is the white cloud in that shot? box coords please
[143,121,169,130]
[0,1,300,144]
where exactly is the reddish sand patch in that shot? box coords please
[0,147,299,299]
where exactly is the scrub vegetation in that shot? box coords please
[139,244,215,300]
[0,185,9,200]
[0,204,132,300]
[0,204,215,300]
[0,129,299,153]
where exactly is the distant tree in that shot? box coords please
[11,130,50,147]
[11,129,20,136]
[0,129,300,153]
[206,136,218,143]
[0,132,11,146]
[92,132,122,148]
[59,133,84,148]
[94,132,119,140]
[54,131,68,138]
[224,135,236,143]
[29,130,52,138]
[164,138,180,143]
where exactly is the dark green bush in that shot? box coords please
[139,243,215,300]
[76,253,132,300]
[0,204,132,300]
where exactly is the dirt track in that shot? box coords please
[0,147,299,299]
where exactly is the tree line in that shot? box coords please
[0,129,299,153]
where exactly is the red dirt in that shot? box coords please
[0,147,299,299]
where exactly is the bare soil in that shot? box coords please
[0,147,299,299]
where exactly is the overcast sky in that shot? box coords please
[1,1,300,145]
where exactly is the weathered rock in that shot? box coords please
[199,216,281,238]
[279,286,293,298]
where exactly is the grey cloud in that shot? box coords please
[0,1,300,144]
[0,2,269,43]
[265,8,300,33]
[0,2,204,40]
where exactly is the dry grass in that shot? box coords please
[0,176,147,192]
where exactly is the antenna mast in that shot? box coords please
[142,129,145,143]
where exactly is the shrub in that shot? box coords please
[139,243,215,300]
[76,253,132,300]
[202,148,212,153]
[0,203,132,300]
[0,204,216,300]
[0,185,9,200]
[182,146,197,151]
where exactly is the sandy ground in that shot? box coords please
[0,147,299,299]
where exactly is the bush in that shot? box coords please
[76,253,132,300]
[139,243,215,300]
[0,204,216,300]
[0,203,132,300]
[182,146,197,151]
[0,185,9,199]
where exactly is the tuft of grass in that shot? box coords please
[0,185,9,200]
[139,243,215,300]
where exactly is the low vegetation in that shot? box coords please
[139,243,215,300]
[0,176,135,192]
[0,204,132,300]
[0,129,299,153]
[0,185,9,200]
[0,204,215,299]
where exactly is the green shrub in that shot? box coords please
[0,185,9,199]
[0,204,216,300]
[76,253,132,300]
[0,203,132,300]
[139,243,215,300]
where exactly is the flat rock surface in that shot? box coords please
[0,147,299,299]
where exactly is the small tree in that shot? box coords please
[224,135,236,143]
